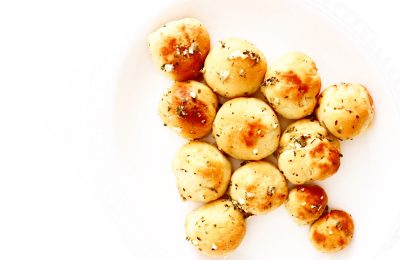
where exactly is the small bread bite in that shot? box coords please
[159,80,218,139]
[309,210,355,253]
[213,98,280,160]
[172,141,231,202]
[316,83,374,140]
[148,18,210,81]
[262,52,321,119]
[286,185,328,224]
[203,38,267,98]
[278,119,341,184]
[185,199,246,256]
[229,161,288,215]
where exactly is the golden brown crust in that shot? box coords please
[309,210,355,252]
[172,141,231,202]
[262,52,321,119]
[286,185,328,224]
[309,142,341,174]
[278,119,341,184]
[159,81,218,139]
[316,83,374,140]
[185,199,246,256]
[240,119,268,147]
[212,98,280,160]
[229,161,288,215]
[204,38,267,98]
[148,18,210,81]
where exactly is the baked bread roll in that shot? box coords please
[213,97,280,160]
[185,199,246,256]
[159,80,218,139]
[278,119,341,184]
[148,18,210,81]
[262,52,321,119]
[204,38,267,98]
[172,141,231,202]
[286,185,328,224]
[316,83,374,140]
[309,209,355,253]
[229,161,288,215]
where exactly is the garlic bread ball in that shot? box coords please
[316,83,374,140]
[204,38,267,98]
[262,52,321,119]
[310,210,355,253]
[278,119,341,184]
[185,199,246,256]
[213,98,280,160]
[229,162,288,215]
[172,141,231,202]
[159,80,218,139]
[148,18,210,81]
[286,185,328,224]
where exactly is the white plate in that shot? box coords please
[115,0,400,259]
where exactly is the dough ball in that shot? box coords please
[309,209,355,253]
[148,18,210,81]
[185,199,246,256]
[203,38,267,98]
[286,185,328,224]
[159,80,218,139]
[213,97,280,160]
[172,141,231,202]
[278,119,341,184]
[229,161,288,215]
[261,52,321,119]
[316,83,374,140]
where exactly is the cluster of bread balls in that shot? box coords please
[149,17,374,256]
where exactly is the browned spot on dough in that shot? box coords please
[160,37,177,57]
[280,70,309,98]
[240,119,267,147]
[198,161,223,189]
[309,142,341,174]
[327,148,340,168]
[174,53,204,81]
[295,185,327,216]
[159,25,209,81]
[329,210,354,236]
[279,193,287,199]
[312,230,326,244]
[245,184,257,193]
[171,83,211,136]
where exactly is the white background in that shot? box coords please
[0,0,399,259]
